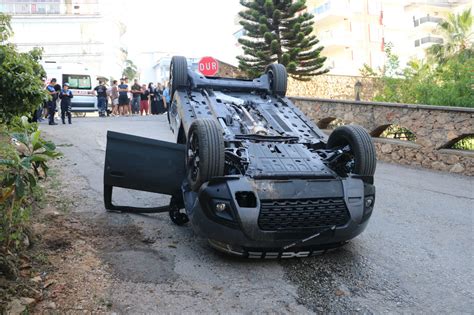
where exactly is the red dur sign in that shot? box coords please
[198,56,219,76]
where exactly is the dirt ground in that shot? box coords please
[2,158,118,314]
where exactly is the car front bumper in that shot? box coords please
[183,176,375,258]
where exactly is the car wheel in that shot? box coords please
[327,125,376,177]
[186,118,225,191]
[170,56,188,99]
[169,195,189,226]
[266,63,287,97]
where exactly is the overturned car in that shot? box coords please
[104,56,376,258]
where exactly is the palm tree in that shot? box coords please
[427,8,473,63]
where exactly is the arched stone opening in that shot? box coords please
[317,117,336,129]
[441,134,474,151]
[327,118,346,129]
[371,124,416,141]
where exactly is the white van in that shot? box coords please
[41,61,98,113]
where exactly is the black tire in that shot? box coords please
[327,125,376,176]
[170,56,188,99]
[186,118,225,191]
[169,195,189,226]
[266,63,287,96]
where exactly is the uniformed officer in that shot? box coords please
[59,82,73,124]
[46,78,59,125]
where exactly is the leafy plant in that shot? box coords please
[122,59,138,80]
[0,13,46,124]
[427,8,473,64]
[237,0,327,80]
[360,42,473,107]
[451,136,474,150]
[0,117,61,250]
[0,12,13,43]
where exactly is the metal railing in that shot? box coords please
[414,16,443,27]
[414,36,443,47]
[0,2,61,15]
[0,1,99,15]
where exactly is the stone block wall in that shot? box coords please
[290,97,474,176]
[287,75,378,101]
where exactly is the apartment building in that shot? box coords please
[0,0,123,78]
[307,0,471,76]
[404,0,472,60]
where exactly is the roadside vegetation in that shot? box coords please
[0,14,46,124]
[1,13,61,311]
[1,117,61,270]
[361,8,473,108]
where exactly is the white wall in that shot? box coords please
[10,14,122,79]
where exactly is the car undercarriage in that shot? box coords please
[103,56,376,258]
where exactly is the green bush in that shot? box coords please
[0,117,61,251]
[365,50,473,107]
[0,13,46,123]
[362,9,473,108]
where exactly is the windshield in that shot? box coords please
[62,74,92,90]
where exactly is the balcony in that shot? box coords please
[414,36,443,47]
[312,0,350,24]
[413,15,443,31]
[0,1,61,14]
[406,0,471,9]
[318,30,353,52]
[0,1,100,15]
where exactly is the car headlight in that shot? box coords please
[362,195,375,223]
[364,196,374,208]
[215,202,227,212]
[211,199,234,221]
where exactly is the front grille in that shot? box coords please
[258,198,350,231]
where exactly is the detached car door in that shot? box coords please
[104,131,186,211]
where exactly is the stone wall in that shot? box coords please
[289,97,474,176]
[216,61,245,78]
[287,75,378,101]
[216,65,379,101]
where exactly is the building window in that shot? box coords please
[0,0,61,15]
[313,1,331,15]
[233,28,247,40]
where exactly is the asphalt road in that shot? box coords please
[40,115,473,313]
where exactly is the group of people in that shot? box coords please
[38,78,74,125]
[106,77,171,117]
[36,77,172,126]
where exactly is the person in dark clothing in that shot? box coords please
[31,77,48,122]
[53,82,62,118]
[59,82,73,124]
[46,78,59,125]
[148,83,158,115]
[155,83,166,114]
[94,81,108,117]
[131,79,141,115]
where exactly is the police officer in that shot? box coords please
[46,78,59,125]
[59,82,73,124]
